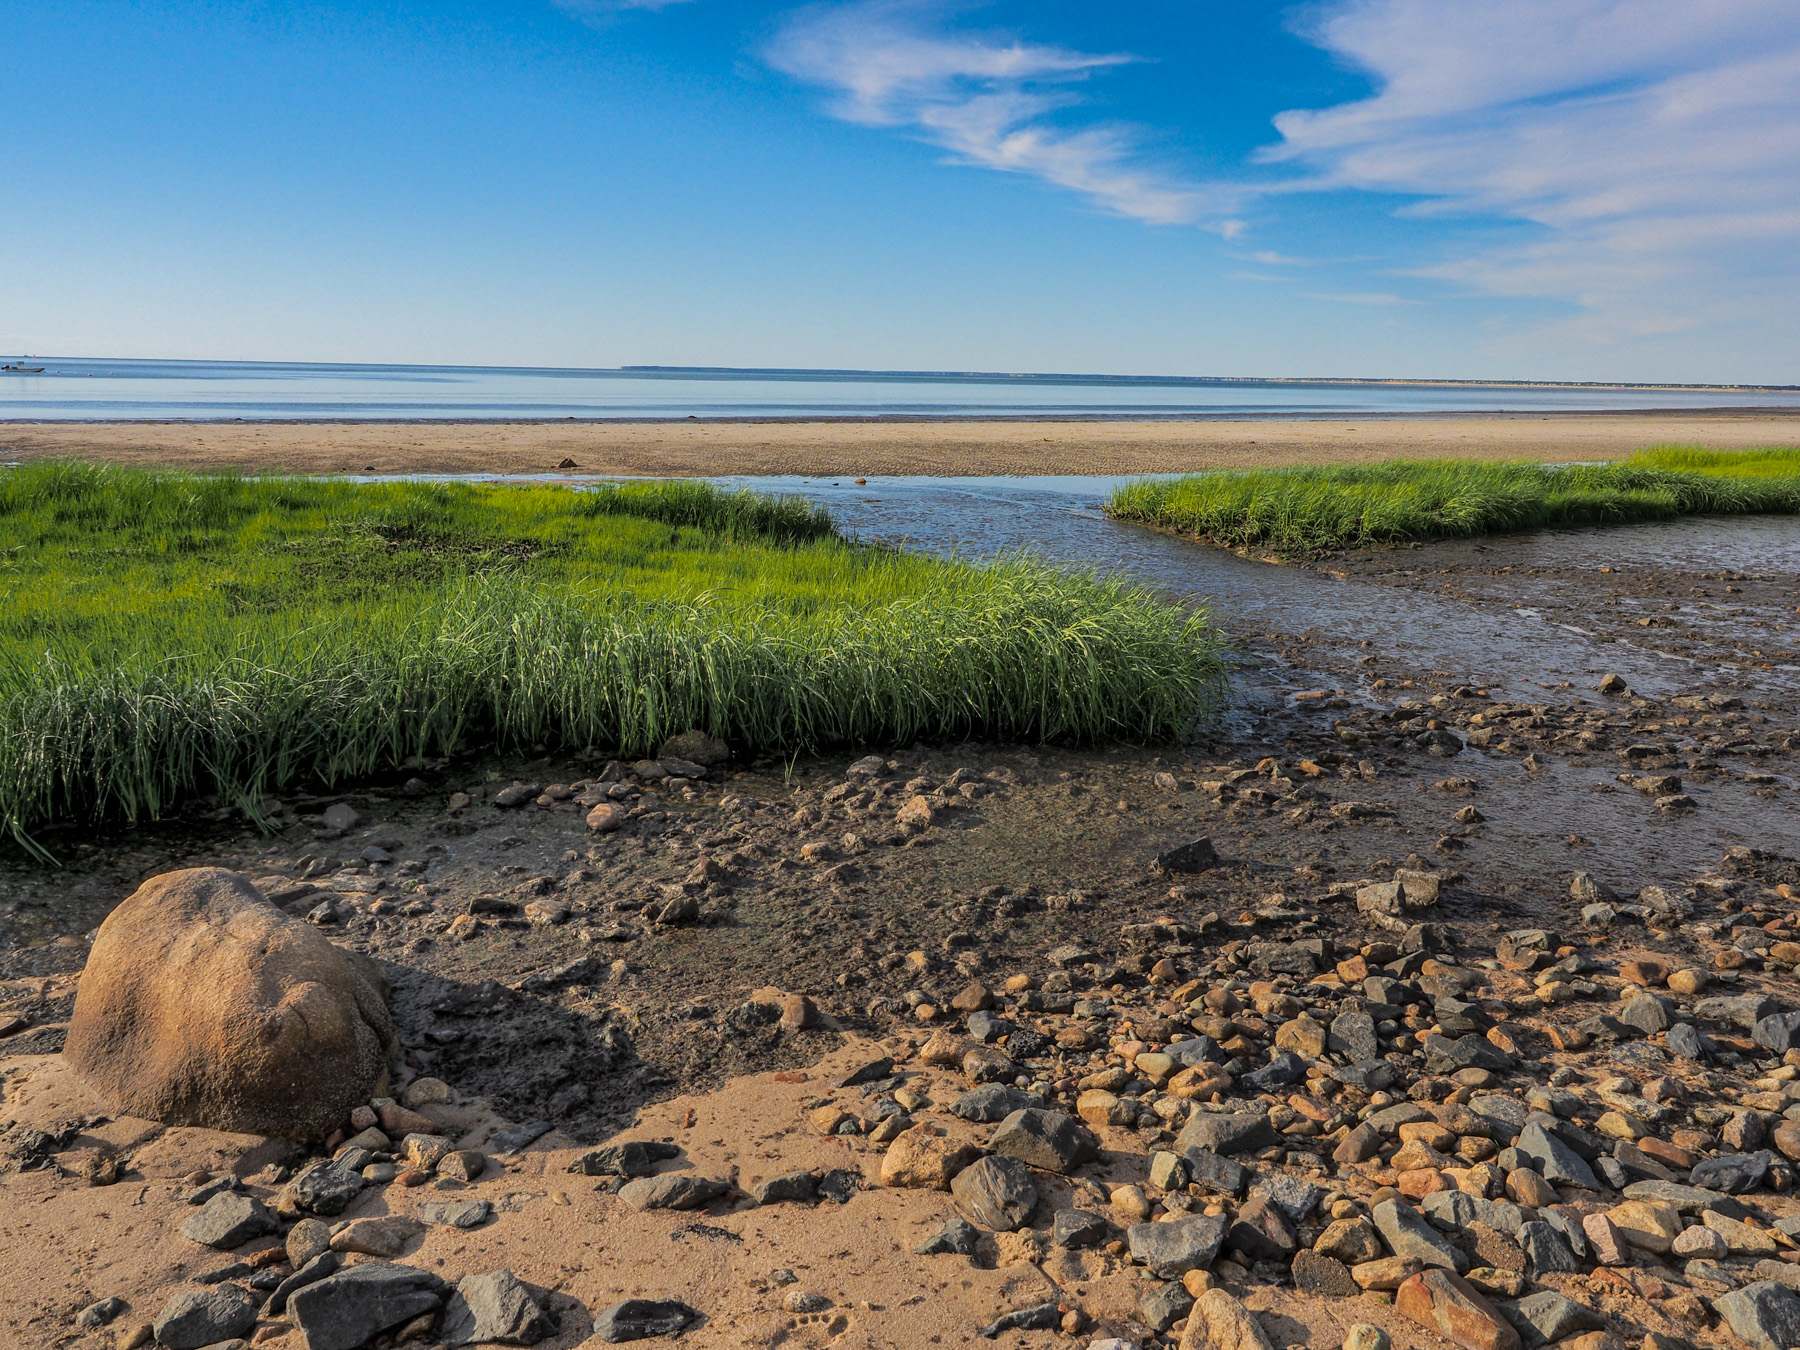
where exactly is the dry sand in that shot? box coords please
[4,413,1798,478]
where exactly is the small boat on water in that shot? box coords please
[2,363,46,373]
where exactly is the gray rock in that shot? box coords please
[1757,1011,1800,1055]
[262,1252,341,1316]
[915,1217,982,1256]
[1241,1052,1309,1091]
[617,1174,730,1212]
[489,1120,555,1154]
[417,1199,492,1229]
[1667,1022,1710,1060]
[751,1171,818,1206]
[1517,1221,1582,1274]
[1539,1206,1588,1259]
[1052,1209,1110,1250]
[181,1191,279,1250]
[1422,1189,1478,1232]
[152,1285,259,1350]
[1692,1150,1773,1195]
[1333,1060,1397,1090]
[1140,1281,1196,1332]
[1515,1121,1601,1190]
[950,1155,1037,1231]
[989,1108,1095,1173]
[567,1141,681,1178]
[76,1297,128,1329]
[1165,1037,1225,1068]
[1614,1141,1678,1182]
[281,1160,364,1216]
[979,1303,1063,1338]
[1618,995,1672,1036]
[1372,1198,1466,1272]
[1153,838,1218,873]
[1258,1174,1323,1223]
[949,1085,1042,1123]
[1470,1093,1530,1136]
[1594,1154,1630,1189]
[1622,1179,1748,1218]
[288,1263,448,1350]
[1422,1032,1515,1074]
[442,1269,551,1347]
[1127,1213,1228,1278]
[1433,997,1492,1038]
[1505,1290,1602,1344]
[1472,1197,1528,1238]
[965,1011,1007,1043]
[592,1299,699,1342]
[1694,994,1779,1030]
[1716,1280,1800,1350]
[1227,1193,1297,1261]
[1183,1147,1250,1198]
[816,1168,859,1204]
[1176,1110,1278,1156]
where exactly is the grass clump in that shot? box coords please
[0,462,1223,848]
[1106,446,1800,555]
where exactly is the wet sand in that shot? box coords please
[5,413,1799,477]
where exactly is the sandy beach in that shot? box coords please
[5,412,1798,478]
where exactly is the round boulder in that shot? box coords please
[66,867,393,1139]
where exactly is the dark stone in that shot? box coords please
[751,1171,818,1206]
[1694,994,1779,1030]
[989,1108,1096,1173]
[1052,1209,1110,1250]
[1516,1121,1601,1190]
[262,1252,342,1316]
[1667,1023,1710,1061]
[1165,1036,1225,1068]
[950,1156,1037,1231]
[1246,943,1322,977]
[489,1120,555,1154]
[816,1169,860,1205]
[1594,1155,1630,1189]
[1422,1189,1478,1231]
[1517,1221,1582,1275]
[288,1263,448,1350]
[282,1160,364,1217]
[1422,1033,1515,1074]
[617,1174,731,1212]
[1615,1141,1678,1182]
[1153,839,1218,873]
[1333,1060,1396,1090]
[1140,1281,1196,1332]
[1329,1011,1380,1062]
[979,1304,1062,1338]
[915,1217,982,1256]
[837,1057,895,1087]
[950,1085,1042,1123]
[1756,1011,1800,1055]
[1433,998,1493,1038]
[1716,1280,1800,1350]
[1226,1192,1298,1262]
[1691,1150,1773,1195]
[77,1297,128,1329]
[1618,995,1672,1037]
[1372,1198,1466,1272]
[1182,1147,1250,1198]
[592,1299,699,1342]
[1128,1213,1228,1278]
[1241,1052,1309,1091]
[442,1269,551,1347]
[1176,1111,1278,1156]
[1259,1174,1324,1223]
[151,1285,260,1350]
[1504,1290,1602,1345]
[567,1141,680,1178]
[1292,1250,1359,1297]
[181,1191,279,1250]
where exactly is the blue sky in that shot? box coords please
[3,0,1798,381]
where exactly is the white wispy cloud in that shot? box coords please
[764,1,1217,226]
[1269,0,1800,351]
[553,0,696,22]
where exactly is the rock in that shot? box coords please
[1515,1121,1600,1190]
[989,1109,1095,1173]
[879,1129,983,1190]
[1315,1218,1384,1265]
[659,730,729,766]
[1154,839,1219,874]
[1691,1149,1773,1194]
[752,1171,819,1206]
[1716,1281,1800,1350]
[1694,993,1779,1029]
[262,1252,341,1316]
[1334,1123,1383,1164]
[417,1199,491,1229]
[951,1155,1036,1231]
[1607,1199,1682,1253]
[1142,1281,1196,1333]
[1755,1011,1800,1054]
[151,1286,259,1350]
[617,1174,730,1212]
[961,1046,1017,1084]
[1275,1015,1328,1056]
[278,1161,364,1217]
[1374,1198,1467,1272]
[591,1299,699,1342]
[1330,1011,1380,1063]
[1183,1148,1250,1198]
[979,1303,1062,1338]
[64,868,393,1139]
[1343,1326,1391,1350]
[1354,1257,1426,1291]
[1673,1225,1727,1259]
[329,1216,423,1258]
[567,1141,680,1179]
[586,803,628,833]
[288,1262,448,1350]
[1227,1193,1298,1262]
[1396,1269,1521,1350]
[1705,1208,1780,1254]
[916,1216,982,1255]
[1423,1034,1514,1074]
[896,796,935,828]
[1176,1111,1278,1156]
[1293,1250,1358,1297]
[1507,1290,1602,1343]
[1052,1209,1110,1249]
[287,1218,333,1269]
[1179,1288,1275,1350]
[1618,995,1671,1036]
[441,1269,550,1347]
[77,1297,128,1329]
[1582,1212,1627,1265]
[1129,1213,1228,1278]
[1077,1089,1132,1127]
[181,1191,278,1249]
[1517,1221,1581,1274]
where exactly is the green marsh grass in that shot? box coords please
[1105,446,1800,555]
[0,463,1224,849]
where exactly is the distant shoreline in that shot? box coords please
[7,412,1800,479]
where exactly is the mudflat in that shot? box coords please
[5,412,1800,477]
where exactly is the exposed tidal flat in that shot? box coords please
[1106,448,1800,555]
[0,463,1223,847]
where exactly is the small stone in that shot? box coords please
[591,1299,699,1342]
[1394,1269,1521,1350]
[1373,1197,1467,1272]
[879,1129,982,1190]
[1052,1209,1110,1250]
[989,1108,1095,1173]
[950,1155,1037,1231]
[1342,1326,1391,1350]
[1608,1199,1683,1253]
[617,1174,731,1212]
[1672,1224,1727,1259]
[1509,1290,1602,1343]
[151,1286,259,1350]
[417,1199,492,1229]
[440,1268,550,1347]
[1292,1250,1358,1297]
[1181,1288,1277,1350]
[181,1192,278,1250]
[915,1216,982,1255]
[1353,1257,1425,1291]
[1582,1211,1627,1265]
[1129,1213,1228,1278]
[1715,1281,1800,1350]
[1314,1218,1384,1266]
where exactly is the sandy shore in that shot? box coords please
[4,413,1798,477]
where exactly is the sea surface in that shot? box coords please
[5,358,1800,421]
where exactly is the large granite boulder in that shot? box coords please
[66,867,393,1139]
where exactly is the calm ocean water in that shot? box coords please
[4,357,1798,420]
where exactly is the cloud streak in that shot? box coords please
[765,2,1215,226]
[1269,0,1800,349]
